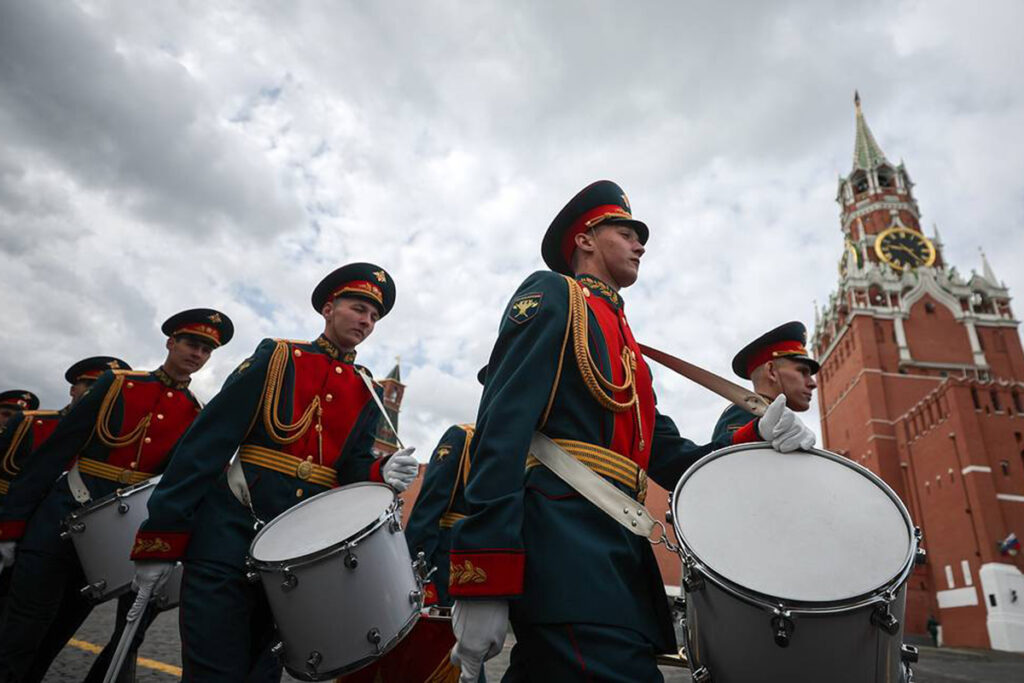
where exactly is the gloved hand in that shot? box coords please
[128,561,174,621]
[450,599,509,683]
[0,541,16,572]
[382,448,418,492]
[758,394,816,453]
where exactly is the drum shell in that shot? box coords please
[252,500,420,680]
[684,575,907,682]
[66,477,170,602]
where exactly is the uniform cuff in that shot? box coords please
[0,520,26,540]
[423,582,439,606]
[369,456,385,483]
[131,531,190,560]
[448,550,525,598]
[731,419,762,444]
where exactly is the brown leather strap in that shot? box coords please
[639,344,770,417]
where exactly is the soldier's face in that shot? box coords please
[775,359,817,412]
[324,297,379,350]
[69,381,93,405]
[593,224,645,288]
[165,336,213,377]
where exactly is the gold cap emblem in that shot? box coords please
[373,270,387,283]
[208,313,222,323]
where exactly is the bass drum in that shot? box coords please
[248,482,422,681]
[671,444,920,683]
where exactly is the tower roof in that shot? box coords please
[852,91,889,171]
[385,361,401,382]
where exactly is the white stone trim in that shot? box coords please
[996,494,1024,503]
[962,466,993,475]
[937,586,979,608]
[945,564,955,589]
[962,560,973,586]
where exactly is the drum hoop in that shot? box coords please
[670,443,917,613]
[283,610,420,681]
[63,474,161,521]
[248,482,397,570]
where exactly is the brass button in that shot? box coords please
[127,382,135,388]
[36,419,44,425]
[144,437,152,444]
[294,349,302,357]
[130,462,137,469]
[166,391,174,398]
[296,489,304,498]
[583,288,591,297]
[156,414,164,420]
[325,393,333,402]
[334,366,343,374]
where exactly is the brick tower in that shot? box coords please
[812,93,1024,650]
[372,359,405,457]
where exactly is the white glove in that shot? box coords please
[758,394,816,453]
[0,541,16,572]
[382,448,418,492]
[450,599,508,683]
[128,561,174,621]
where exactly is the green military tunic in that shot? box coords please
[711,403,760,443]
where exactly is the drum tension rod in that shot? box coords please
[305,651,322,674]
[871,590,901,635]
[771,607,795,648]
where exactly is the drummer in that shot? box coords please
[447,180,817,682]
[0,310,231,682]
[711,321,819,441]
[130,263,419,681]
[0,390,39,431]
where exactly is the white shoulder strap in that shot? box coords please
[355,367,404,450]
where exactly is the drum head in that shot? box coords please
[251,483,394,563]
[672,445,911,603]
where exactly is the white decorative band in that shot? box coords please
[996,493,1024,503]
[961,465,992,475]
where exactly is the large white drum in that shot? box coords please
[248,482,422,681]
[671,444,921,683]
[63,474,182,607]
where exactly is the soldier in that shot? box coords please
[448,181,816,682]
[0,391,39,431]
[0,310,232,683]
[711,321,819,442]
[129,263,419,682]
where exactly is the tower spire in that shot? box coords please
[980,247,999,284]
[852,91,888,171]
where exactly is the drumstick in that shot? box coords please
[102,608,144,683]
[639,344,770,417]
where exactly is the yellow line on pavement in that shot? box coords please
[68,638,183,677]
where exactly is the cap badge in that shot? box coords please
[373,270,387,283]
[207,313,222,323]
[621,192,631,211]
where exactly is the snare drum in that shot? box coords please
[63,474,182,606]
[248,482,422,681]
[671,444,920,683]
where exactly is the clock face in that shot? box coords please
[874,228,935,271]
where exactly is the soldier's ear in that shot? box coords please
[165,337,174,352]
[321,299,334,320]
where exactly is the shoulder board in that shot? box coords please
[272,337,311,346]
[355,364,374,378]
[112,369,150,377]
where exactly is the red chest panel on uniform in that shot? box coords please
[585,295,656,470]
[105,379,199,471]
[283,349,371,469]
[31,415,61,450]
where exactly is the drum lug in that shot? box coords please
[388,516,403,534]
[270,641,285,659]
[344,552,359,570]
[682,561,703,593]
[900,643,919,663]
[244,559,260,583]
[280,570,298,592]
[60,521,86,540]
[305,650,322,675]
[412,551,436,583]
[664,509,673,525]
[915,547,927,565]
[409,588,423,606]
[691,666,712,683]
[771,607,795,648]
[80,580,107,600]
[871,603,900,636]
[117,501,130,514]
[367,627,383,653]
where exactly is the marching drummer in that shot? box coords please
[0,390,39,431]
[447,181,817,682]
[130,263,419,681]
[0,310,231,682]
[712,321,819,441]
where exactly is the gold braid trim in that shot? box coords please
[260,341,322,452]
[564,275,646,451]
[96,374,151,449]
[1,416,34,476]
[446,424,476,515]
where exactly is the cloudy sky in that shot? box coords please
[2,0,1022,458]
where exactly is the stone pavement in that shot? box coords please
[43,601,1024,682]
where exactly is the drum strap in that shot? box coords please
[528,432,656,538]
[66,463,92,504]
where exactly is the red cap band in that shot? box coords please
[331,280,384,306]
[174,322,222,346]
[746,340,810,376]
[560,204,634,267]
